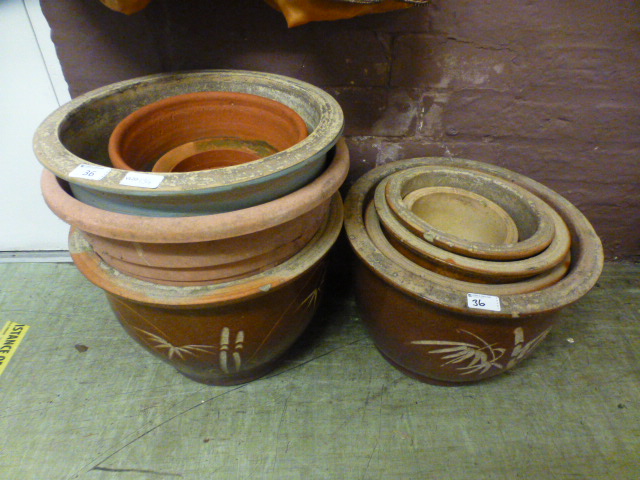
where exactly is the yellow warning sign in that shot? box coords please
[0,321,29,376]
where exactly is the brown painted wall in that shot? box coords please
[41,0,640,260]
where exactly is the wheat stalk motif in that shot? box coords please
[297,287,321,312]
[134,328,216,360]
[411,329,507,375]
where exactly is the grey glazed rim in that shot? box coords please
[344,158,604,319]
[33,70,344,194]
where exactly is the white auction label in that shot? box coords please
[119,172,165,189]
[69,164,111,181]
[467,293,501,312]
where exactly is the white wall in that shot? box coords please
[0,0,71,254]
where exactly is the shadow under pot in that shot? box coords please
[68,194,344,386]
[108,91,308,173]
[343,157,603,385]
[33,70,344,216]
[41,138,349,286]
[375,176,572,284]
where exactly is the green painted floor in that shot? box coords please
[0,261,638,479]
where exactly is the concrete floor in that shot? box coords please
[0,261,638,479]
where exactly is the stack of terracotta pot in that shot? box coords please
[34,70,348,385]
[344,159,603,384]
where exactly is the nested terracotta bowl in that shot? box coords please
[42,139,349,286]
[384,166,556,260]
[344,158,603,384]
[68,194,344,386]
[109,91,308,172]
[365,201,571,296]
[33,70,344,216]
[402,186,519,245]
[376,176,571,283]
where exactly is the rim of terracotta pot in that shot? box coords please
[33,70,344,212]
[384,166,556,260]
[375,176,571,280]
[109,91,309,172]
[41,138,349,243]
[402,186,520,245]
[344,158,604,319]
[68,193,344,307]
[365,201,571,295]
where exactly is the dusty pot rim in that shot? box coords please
[33,70,344,195]
[344,158,604,319]
[41,138,349,243]
[365,201,571,296]
[384,165,556,260]
[376,176,571,280]
[402,186,520,244]
[69,193,344,307]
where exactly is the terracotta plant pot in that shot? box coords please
[376,176,571,283]
[33,70,344,216]
[365,201,571,295]
[109,91,308,172]
[41,139,349,286]
[384,166,556,260]
[344,158,603,384]
[68,194,344,385]
[402,186,519,245]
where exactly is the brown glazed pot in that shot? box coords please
[344,158,603,384]
[68,194,344,386]
[376,176,571,283]
[109,91,308,172]
[42,139,349,286]
[384,166,557,260]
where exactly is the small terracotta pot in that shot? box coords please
[376,176,571,283]
[384,166,556,260]
[34,70,344,216]
[109,91,308,172]
[68,194,344,386]
[41,139,349,286]
[344,158,603,384]
[402,187,519,245]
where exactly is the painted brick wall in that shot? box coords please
[41,0,640,259]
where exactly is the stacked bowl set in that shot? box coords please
[34,70,603,386]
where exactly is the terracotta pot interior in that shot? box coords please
[152,139,271,173]
[403,186,519,245]
[109,91,309,172]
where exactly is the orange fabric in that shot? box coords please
[265,0,418,28]
[99,0,153,15]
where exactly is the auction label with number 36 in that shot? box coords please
[467,293,501,312]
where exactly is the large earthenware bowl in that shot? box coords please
[34,70,344,216]
[69,194,344,386]
[42,138,349,286]
[344,158,603,384]
[109,91,308,172]
[384,166,557,260]
[376,176,571,283]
